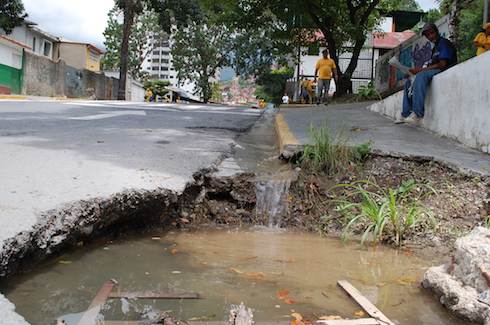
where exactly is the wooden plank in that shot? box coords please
[78,279,118,325]
[108,291,201,299]
[337,280,395,325]
[317,318,380,325]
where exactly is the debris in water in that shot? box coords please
[354,310,366,317]
[58,260,72,265]
[276,289,289,299]
[171,271,182,274]
[318,315,342,320]
[170,248,178,255]
[152,237,161,240]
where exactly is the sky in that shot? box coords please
[22,0,440,50]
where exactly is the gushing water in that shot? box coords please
[255,170,295,227]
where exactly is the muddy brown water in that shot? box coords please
[0,228,471,325]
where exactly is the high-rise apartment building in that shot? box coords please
[140,35,178,86]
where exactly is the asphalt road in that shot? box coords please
[0,100,262,244]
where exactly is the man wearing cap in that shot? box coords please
[474,23,490,56]
[396,23,457,124]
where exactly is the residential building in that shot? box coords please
[0,20,58,61]
[141,36,178,85]
[0,35,30,94]
[57,41,104,72]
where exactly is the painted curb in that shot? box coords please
[0,95,27,100]
[274,113,303,159]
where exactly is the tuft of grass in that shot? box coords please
[300,123,371,174]
[335,180,434,246]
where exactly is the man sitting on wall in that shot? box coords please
[395,23,457,124]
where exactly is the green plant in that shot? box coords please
[255,67,293,106]
[143,80,170,98]
[300,123,371,174]
[336,180,432,246]
[356,82,379,100]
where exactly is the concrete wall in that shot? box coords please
[368,51,490,153]
[23,50,64,97]
[59,43,86,70]
[130,80,145,102]
[23,51,119,99]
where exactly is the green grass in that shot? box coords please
[300,123,371,174]
[335,180,435,246]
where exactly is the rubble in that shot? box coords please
[423,227,490,324]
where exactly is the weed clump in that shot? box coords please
[300,123,371,174]
[335,180,437,246]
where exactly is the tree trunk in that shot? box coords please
[118,0,136,100]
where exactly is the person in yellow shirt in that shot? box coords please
[474,22,490,56]
[314,49,338,105]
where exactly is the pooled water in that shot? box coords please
[0,229,470,325]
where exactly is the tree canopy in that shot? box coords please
[0,0,27,34]
[171,21,231,102]
[102,3,166,80]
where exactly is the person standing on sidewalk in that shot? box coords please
[474,22,490,56]
[314,49,338,105]
[396,23,457,124]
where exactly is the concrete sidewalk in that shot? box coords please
[275,102,490,176]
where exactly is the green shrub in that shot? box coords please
[143,80,170,98]
[356,82,379,100]
[255,67,293,106]
[336,180,435,246]
[300,123,371,174]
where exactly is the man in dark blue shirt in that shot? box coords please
[396,23,457,124]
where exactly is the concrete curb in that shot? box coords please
[0,95,27,100]
[274,113,303,159]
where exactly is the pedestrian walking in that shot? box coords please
[395,23,457,124]
[314,49,338,105]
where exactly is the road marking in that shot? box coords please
[69,110,147,120]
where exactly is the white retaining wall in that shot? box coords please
[368,51,490,153]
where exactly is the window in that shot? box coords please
[32,38,36,52]
[43,40,53,57]
[160,74,168,79]
[151,74,159,78]
[152,58,160,63]
[153,50,160,55]
[170,76,174,79]
[161,59,169,64]
[161,51,170,56]
[162,42,169,47]
[152,67,159,71]
[89,49,99,61]
[161,66,169,71]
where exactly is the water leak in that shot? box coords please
[0,229,470,325]
[255,169,295,227]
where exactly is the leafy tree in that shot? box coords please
[102,4,166,79]
[0,0,27,34]
[171,21,231,103]
[255,67,293,106]
[208,0,387,96]
[143,79,170,97]
[115,0,201,99]
[384,0,421,11]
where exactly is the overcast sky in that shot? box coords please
[22,0,439,50]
